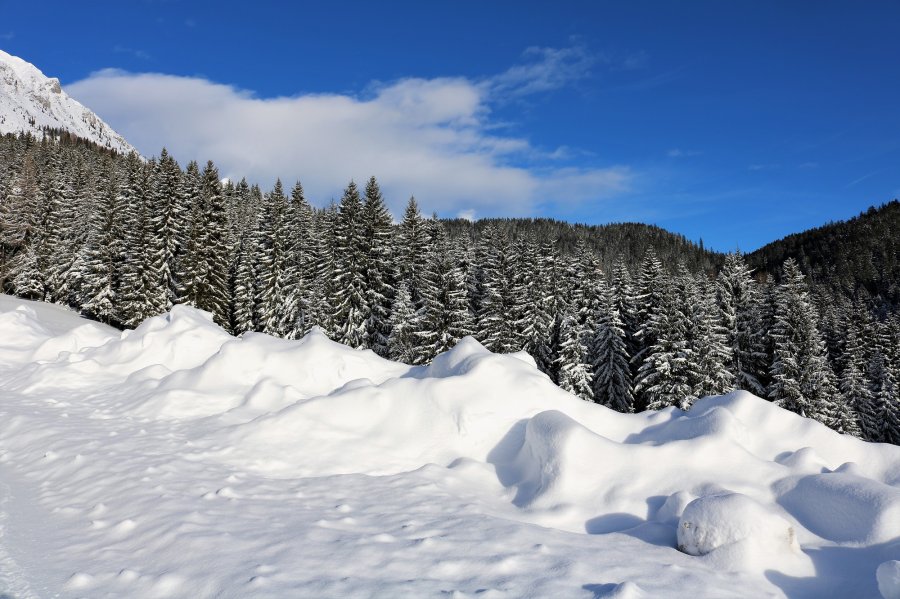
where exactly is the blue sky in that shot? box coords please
[2,0,899,251]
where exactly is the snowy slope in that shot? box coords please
[0,296,898,598]
[0,49,135,154]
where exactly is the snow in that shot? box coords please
[0,49,135,153]
[0,295,898,598]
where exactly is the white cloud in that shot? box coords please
[66,48,631,217]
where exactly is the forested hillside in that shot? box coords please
[749,200,900,310]
[0,132,897,444]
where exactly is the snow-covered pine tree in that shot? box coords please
[415,223,472,362]
[189,161,230,325]
[150,148,185,310]
[716,252,765,394]
[118,154,160,326]
[477,224,526,353]
[42,144,78,304]
[767,258,838,424]
[519,235,558,377]
[396,196,430,311]
[80,159,123,324]
[311,201,339,334]
[610,257,639,368]
[589,278,634,411]
[387,281,419,363]
[635,267,697,411]
[278,180,317,339]
[556,308,593,400]
[331,181,368,348]
[632,248,667,409]
[869,318,900,444]
[691,273,734,399]
[839,314,871,439]
[361,176,394,355]
[255,179,289,335]
[228,180,258,335]
[174,160,203,307]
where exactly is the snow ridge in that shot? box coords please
[0,49,135,154]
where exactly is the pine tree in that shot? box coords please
[635,268,697,411]
[151,148,185,310]
[839,316,871,439]
[396,196,430,310]
[80,160,123,324]
[477,225,525,353]
[589,279,634,411]
[716,252,765,394]
[331,181,368,348]
[521,237,561,377]
[175,160,203,306]
[255,179,289,335]
[767,259,838,424]
[118,154,159,326]
[632,248,667,409]
[692,274,734,398]
[387,281,419,363]
[279,180,317,339]
[361,176,394,355]
[179,160,230,325]
[415,224,472,361]
[556,309,593,400]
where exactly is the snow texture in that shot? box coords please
[0,50,135,153]
[0,295,898,598]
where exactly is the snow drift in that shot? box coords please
[0,296,898,598]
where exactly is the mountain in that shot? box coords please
[0,49,135,154]
[749,200,900,307]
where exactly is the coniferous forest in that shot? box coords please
[1,132,898,444]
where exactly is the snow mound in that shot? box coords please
[879,561,900,599]
[676,493,807,573]
[1,297,899,597]
[776,472,900,544]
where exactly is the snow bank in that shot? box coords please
[1,297,899,598]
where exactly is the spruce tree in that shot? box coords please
[767,259,838,424]
[556,309,594,400]
[716,252,765,394]
[255,179,289,335]
[589,279,634,411]
[387,281,419,363]
[361,176,394,355]
[415,224,472,361]
[331,181,368,348]
[477,224,526,353]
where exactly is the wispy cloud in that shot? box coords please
[0,32,14,41]
[846,169,882,188]
[67,46,631,218]
[486,45,597,98]
[667,148,701,158]
[748,163,780,171]
[798,161,819,169]
[114,45,151,61]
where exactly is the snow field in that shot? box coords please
[0,295,898,598]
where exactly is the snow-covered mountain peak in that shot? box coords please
[0,49,136,154]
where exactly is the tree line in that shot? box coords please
[0,132,897,444]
